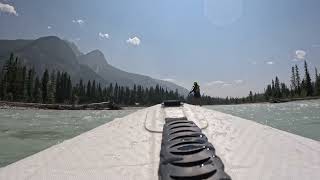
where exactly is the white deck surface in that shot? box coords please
[0,104,320,179]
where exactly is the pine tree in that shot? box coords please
[79,79,85,102]
[6,53,15,98]
[114,83,119,103]
[265,85,272,100]
[46,71,56,103]
[27,68,35,102]
[91,80,96,101]
[86,80,91,99]
[316,68,320,96]
[124,87,130,104]
[107,83,113,101]
[274,76,281,98]
[41,69,49,103]
[97,83,102,101]
[33,77,42,103]
[271,79,275,97]
[55,71,61,102]
[249,91,253,102]
[295,65,301,95]
[290,66,296,95]
[22,66,28,101]
[1,72,8,100]
[67,76,72,102]
[304,61,313,96]
[280,83,289,98]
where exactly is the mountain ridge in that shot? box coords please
[0,36,188,95]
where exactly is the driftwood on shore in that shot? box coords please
[0,101,121,110]
[269,96,320,103]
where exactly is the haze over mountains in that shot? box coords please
[0,36,188,95]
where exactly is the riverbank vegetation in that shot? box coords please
[199,60,320,105]
[263,61,320,101]
[1,53,319,106]
[0,53,183,106]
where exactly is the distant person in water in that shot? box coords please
[189,82,201,106]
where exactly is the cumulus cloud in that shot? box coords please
[98,32,109,39]
[266,61,274,65]
[294,50,306,61]
[222,83,232,87]
[234,80,244,84]
[206,80,245,88]
[0,2,18,16]
[72,19,85,25]
[126,36,141,46]
[206,81,225,86]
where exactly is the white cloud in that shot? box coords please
[251,61,257,65]
[234,80,244,84]
[72,19,85,25]
[98,32,109,39]
[0,2,18,16]
[222,83,232,87]
[206,81,225,86]
[266,61,274,65]
[126,36,141,46]
[206,80,245,87]
[294,50,306,61]
[47,26,52,29]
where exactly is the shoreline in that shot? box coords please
[269,96,320,103]
[1,96,319,110]
[0,101,121,110]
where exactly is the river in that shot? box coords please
[205,99,320,141]
[0,108,140,168]
[1,100,319,168]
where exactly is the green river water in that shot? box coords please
[0,100,319,168]
[205,99,320,141]
[0,108,140,168]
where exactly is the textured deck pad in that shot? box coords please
[159,118,231,180]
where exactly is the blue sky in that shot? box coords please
[1,0,320,97]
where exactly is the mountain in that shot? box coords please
[78,50,189,95]
[0,36,188,95]
[0,36,106,83]
[65,40,83,57]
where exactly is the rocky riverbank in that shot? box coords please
[0,101,121,110]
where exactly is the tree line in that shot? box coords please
[191,60,320,105]
[1,53,319,106]
[0,53,183,105]
[264,61,320,100]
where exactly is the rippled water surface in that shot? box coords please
[205,99,320,141]
[0,108,140,168]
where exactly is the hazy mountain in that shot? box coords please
[78,50,189,95]
[0,36,106,83]
[0,36,188,95]
[65,40,83,57]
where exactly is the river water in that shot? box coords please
[0,108,140,168]
[1,100,319,168]
[205,99,320,141]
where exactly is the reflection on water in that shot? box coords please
[0,108,140,168]
[205,100,320,141]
